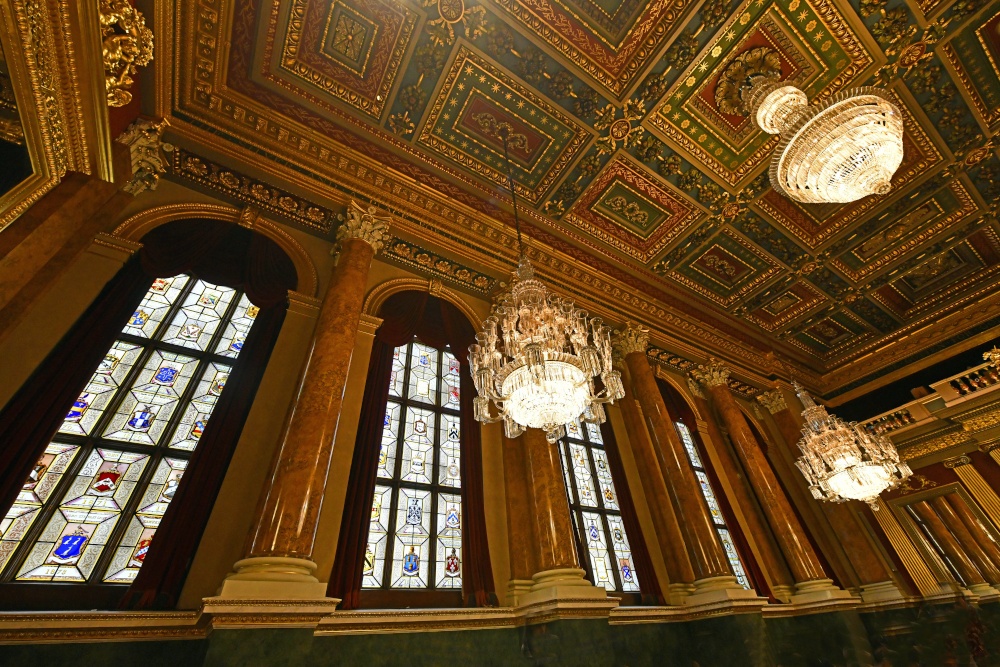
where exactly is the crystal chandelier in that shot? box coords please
[469,129,624,443]
[720,47,904,204]
[792,382,911,506]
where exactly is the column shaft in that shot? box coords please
[932,496,1000,584]
[693,393,793,593]
[705,383,826,583]
[912,501,987,587]
[946,493,1000,570]
[624,353,732,579]
[523,428,579,571]
[617,365,694,586]
[249,235,379,559]
[770,405,894,585]
[502,433,539,580]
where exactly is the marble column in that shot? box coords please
[757,387,904,604]
[911,501,996,599]
[615,324,749,602]
[688,381,795,602]
[692,361,849,604]
[502,432,538,604]
[945,492,1000,577]
[222,202,390,599]
[519,427,607,604]
[931,496,1000,589]
[616,357,696,604]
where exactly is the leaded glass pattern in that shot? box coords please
[675,422,751,589]
[559,421,640,593]
[362,338,464,591]
[0,276,258,586]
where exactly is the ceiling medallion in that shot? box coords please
[469,127,624,443]
[793,383,911,506]
[717,47,904,204]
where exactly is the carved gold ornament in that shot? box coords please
[756,389,787,415]
[690,358,731,388]
[715,47,782,116]
[336,201,392,253]
[100,0,154,107]
[612,322,650,358]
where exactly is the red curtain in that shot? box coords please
[0,219,297,610]
[599,421,665,605]
[328,291,496,608]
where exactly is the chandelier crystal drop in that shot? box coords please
[792,382,911,507]
[469,129,624,444]
[734,49,904,204]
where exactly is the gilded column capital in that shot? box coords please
[756,390,787,415]
[612,321,649,357]
[336,201,391,253]
[943,454,973,469]
[690,358,731,388]
[686,377,705,399]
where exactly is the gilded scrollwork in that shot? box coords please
[117,117,172,196]
[99,0,153,107]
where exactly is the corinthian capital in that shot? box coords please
[690,358,730,388]
[612,321,649,357]
[756,389,787,415]
[336,201,391,253]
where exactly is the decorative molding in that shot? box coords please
[897,426,974,461]
[382,238,496,295]
[943,454,972,468]
[757,390,788,415]
[336,201,391,254]
[691,359,731,388]
[363,277,482,330]
[358,313,384,337]
[687,377,705,399]
[112,203,319,297]
[117,117,172,195]
[99,0,153,107]
[613,322,650,357]
[978,441,1000,454]
[956,403,1000,433]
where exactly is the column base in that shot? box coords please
[686,576,760,605]
[968,582,1000,602]
[771,584,794,603]
[667,582,695,606]
[218,556,331,600]
[789,579,854,605]
[505,579,535,607]
[516,568,607,608]
[858,580,906,605]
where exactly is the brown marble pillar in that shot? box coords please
[225,202,389,598]
[502,432,539,602]
[932,496,1000,585]
[946,493,1000,573]
[689,381,794,600]
[615,325,745,598]
[912,501,992,595]
[758,388,902,602]
[616,360,695,597]
[692,361,847,603]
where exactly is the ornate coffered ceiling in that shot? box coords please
[155,0,1000,401]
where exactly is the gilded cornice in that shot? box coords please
[954,401,1000,433]
[897,425,975,461]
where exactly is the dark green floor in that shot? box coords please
[3,601,999,666]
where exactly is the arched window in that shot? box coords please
[0,220,296,610]
[559,420,641,594]
[0,276,255,585]
[329,291,494,610]
[364,338,464,591]
[674,422,751,588]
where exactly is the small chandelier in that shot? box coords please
[792,382,911,507]
[720,47,904,204]
[469,129,624,443]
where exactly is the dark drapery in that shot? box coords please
[328,291,497,609]
[0,218,297,610]
[599,420,665,605]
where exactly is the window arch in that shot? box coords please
[329,291,495,610]
[0,220,296,610]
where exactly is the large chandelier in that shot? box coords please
[792,382,911,506]
[469,129,624,443]
[719,47,904,204]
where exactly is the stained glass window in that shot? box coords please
[675,422,751,589]
[362,339,464,591]
[0,275,258,585]
[559,421,640,593]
